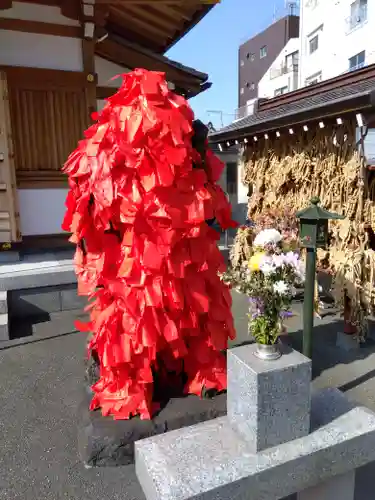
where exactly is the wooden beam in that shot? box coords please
[14,233,73,252]
[96,86,117,99]
[110,6,174,39]
[0,17,81,37]
[0,0,12,9]
[96,0,217,4]
[2,66,88,88]
[120,3,179,31]
[16,171,69,188]
[81,0,97,120]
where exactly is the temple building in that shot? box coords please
[0,0,214,252]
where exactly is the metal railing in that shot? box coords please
[270,63,298,80]
[346,4,368,32]
[234,104,254,121]
[349,61,366,72]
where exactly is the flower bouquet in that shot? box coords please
[221,228,305,359]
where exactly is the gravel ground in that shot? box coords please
[1,297,375,499]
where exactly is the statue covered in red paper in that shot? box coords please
[62,69,237,420]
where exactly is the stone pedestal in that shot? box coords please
[135,345,375,500]
[227,344,311,452]
[298,471,355,500]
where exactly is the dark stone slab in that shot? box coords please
[0,251,20,263]
[8,287,61,319]
[61,285,87,311]
[78,389,227,467]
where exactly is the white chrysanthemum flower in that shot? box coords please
[273,280,289,295]
[259,257,277,275]
[271,254,285,268]
[253,229,282,248]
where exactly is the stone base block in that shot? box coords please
[227,343,311,452]
[135,388,375,500]
[78,389,226,467]
[297,471,355,500]
[336,332,359,351]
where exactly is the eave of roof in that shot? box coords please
[104,32,209,82]
[210,65,375,144]
[95,35,210,97]
[98,1,214,55]
[163,4,214,52]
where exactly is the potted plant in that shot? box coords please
[220,228,305,360]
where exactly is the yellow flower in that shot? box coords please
[248,252,265,271]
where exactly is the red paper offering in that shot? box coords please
[62,69,237,420]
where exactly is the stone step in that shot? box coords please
[135,389,375,500]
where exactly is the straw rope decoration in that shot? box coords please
[232,119,373,341]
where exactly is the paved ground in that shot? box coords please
[1,294,375,499]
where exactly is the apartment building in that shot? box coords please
[258,37,300,98]
[237,15,299,114]
[299,0,373,86]
[245,0,372,103]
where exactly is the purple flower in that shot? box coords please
[280,310,293,319]
[249,297,264,319]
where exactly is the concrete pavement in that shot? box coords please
[1,297,375,499]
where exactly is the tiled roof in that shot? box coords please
[210,77,375,143]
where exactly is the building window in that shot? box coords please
[246,82,255,90]
[246,52,255,61]
[309,35,319,54]
[274,86,288,96]
[348,0,368,31]
[260,46,267,58]
[226,162,238,198]
[240,87,244,95]
[349,50,365,71]
[305,72,322,86]
[285,50,299,70]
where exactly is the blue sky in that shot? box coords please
[167,0,287,129]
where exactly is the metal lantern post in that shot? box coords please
[296,197,345,359]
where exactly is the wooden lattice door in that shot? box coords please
[0,71,21,243]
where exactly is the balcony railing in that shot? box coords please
[234,106,249,121]
[234,101,257,121]
[270,63,298,80]
[349,61,366,72]
[346,4,368,33]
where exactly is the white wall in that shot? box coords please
[0,31,82,71]
[0,2,82,236]
[299,0,375,86]
[258,38,300,99]
[18,189,68,236]
[95,56,130,87]
[0,2,82,71]
[0,1,79,25]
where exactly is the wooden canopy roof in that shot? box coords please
[0,0,215,54]
[97,0,215,54]
[96,34,211,97]
[210,64,375,144]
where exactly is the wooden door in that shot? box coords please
[0,71,21,243]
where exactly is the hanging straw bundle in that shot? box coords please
[232,119,372,340]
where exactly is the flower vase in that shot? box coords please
[254,342,281,361]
